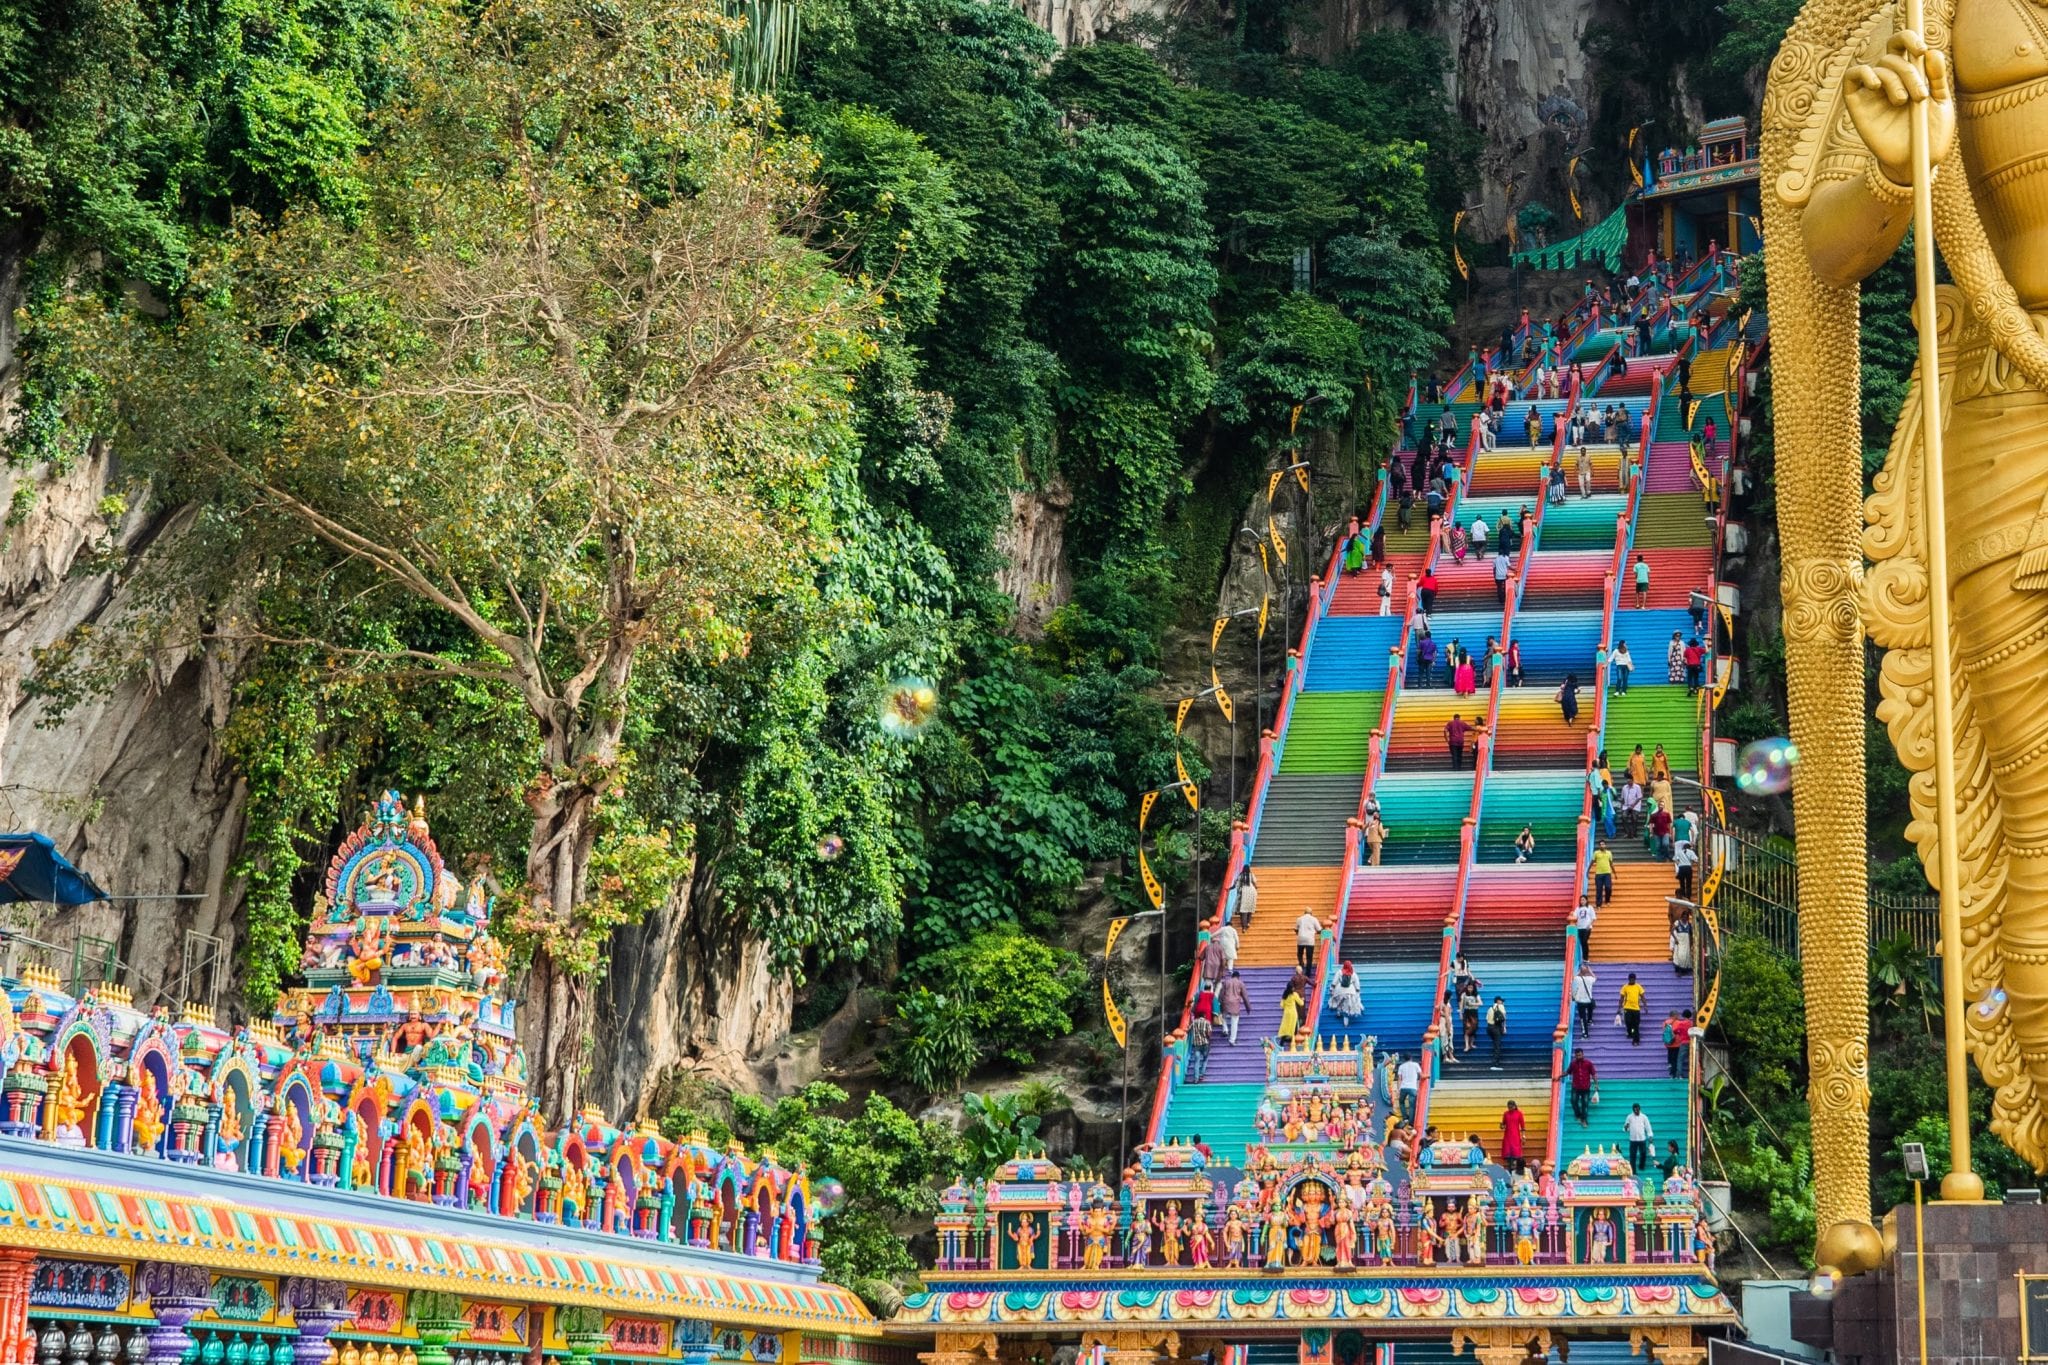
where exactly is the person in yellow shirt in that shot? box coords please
[1619,973,1645,1046]
[1590,840,1616,907]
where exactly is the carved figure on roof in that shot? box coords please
[561,1161,588,1223]
[51,1053,89,1140]
[1080,1202,1114,1269]
[1466,1195,1490,1267]
[132,1068,165,1152]
[1008,1214,1041,1271]
[277,1103,306,1173]
[1372,1202,1396,1265]
[390,1010,433,1060]
[1261,1202,1289,1270]
[1152,1203,1185,1267]
[1329,1199,1355,1270]
[1221,1207,1247,1267]
[347,916,386,987]
[400,1124,433,1200]
[1188,1213,1214,1268]
[1588,1207,1617,1264]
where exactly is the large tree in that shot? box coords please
[52,0,871,1117]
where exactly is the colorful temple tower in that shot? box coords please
[0,795,898,1365]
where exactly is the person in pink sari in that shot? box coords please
[1453,651,1477,696]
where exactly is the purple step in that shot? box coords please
[1565,961,1697,1079]
[1198,965,1299,1084]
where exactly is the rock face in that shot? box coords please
[0,456,249,1008]
[994,478,1076,638]
[1020,0,1611,237]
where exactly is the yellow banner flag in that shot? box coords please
[1211,616,1229,652]
[1294,464,1311,495]
[1175,748,1198,809]
[1267,470,1284,503]
[1212,665,1234,723]
[1289,404,1302,434]
[1105,915,1130,956]
[1628,126,1644,189]
[1258,542,1270,579]
[1707,787,1726,827]
[1258,593,1271,639]
[1567,156,1583,222]
[1175,697,1194,734]
[1104,980,1128,1048]
[1700,851,1723,908]
[1269,516,1288,565]
[1452,210,1469,280]
[1138,846,1164,910]
[1140,789,1159,831]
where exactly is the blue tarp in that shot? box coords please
[0,833,108,905]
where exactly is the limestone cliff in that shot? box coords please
[1023,0,1619,238]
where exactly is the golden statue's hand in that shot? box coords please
[1845,31,1956,186]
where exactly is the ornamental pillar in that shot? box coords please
[281,1280,356,1365]
[140,1264,216,1365]
[0,1248,34,1365]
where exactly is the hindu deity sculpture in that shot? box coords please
[1188,1214,1215,1268]
[1221,1207,1248,1267]
[1766,0,2048,1252]
[1081,1203,1114,1269]
[50,1054,89,1142]
[1329,1199,1356,1270]
[1126,1211,1153,1267]
[1693,1217,1717,1269]
[1513,1203,1540,1266]
[216,1099,244,1169]
[132,1068,165,1152]
[276,1104,306,1174]
[1262,1202,1290,1270]
[1465,1196,1490,1267]
[1153,1204,1185,1267]
[1587,1208,1617,1264]
[1414,1210,1440,1267]
[1439,1203,1464,1266]
[346,915,387,986]
[1292,1182,1329,1266]
[1372,1203,1396,1265]
[1008,1215,1041,1270]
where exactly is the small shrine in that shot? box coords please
[1557,1147,1644,1265]
[1121,1140,1215,1268]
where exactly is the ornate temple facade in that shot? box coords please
[0,795,896,1365]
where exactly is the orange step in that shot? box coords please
[1233,866,1345,963]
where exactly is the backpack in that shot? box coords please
[1662,1021,1676,1046]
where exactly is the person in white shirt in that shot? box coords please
[1572,899,1597,957]
[1396,1054,1422,1120]
[1571,961,1598,1038]
[1233,867,1259,931]
[1471,514,1489,555]
[1624,1103,1656,1172]
[1295,908,1321,972]
[1377,564,1394,616]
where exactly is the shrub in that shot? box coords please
[903,929,1089,1068]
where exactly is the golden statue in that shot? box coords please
[132,1069,165,1152]
[51,1055,89,1136]
[277,1104,307,1173]
[1768,0,2048,1260]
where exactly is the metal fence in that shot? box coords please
[1710,823,1941,959]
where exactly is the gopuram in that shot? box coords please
[0,795,894,1365]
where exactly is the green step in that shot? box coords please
[1278,691,1386,774]
[1560,1076,1691,1170]
[1633,494,1714,549]
[1599,687,1701,773]
[1158,1082,1267,1167]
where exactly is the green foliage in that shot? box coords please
[1213,296,1366,441]
[901,928,1088,1066]
[1713,1122,1818,1264]
[727,1082,960,1297]
[958,1090,1042,1177]
[885,987,982,1093]
[1712,936,1807,1116]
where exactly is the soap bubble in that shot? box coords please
[816,834,845,861]
[1272,1086,1293,1103]
[812,1177,846,1215]
[1806,1267,1841,1300]
[1735,737,1801,795]
[879,679,940,738]
[1973,987,2009,1023]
